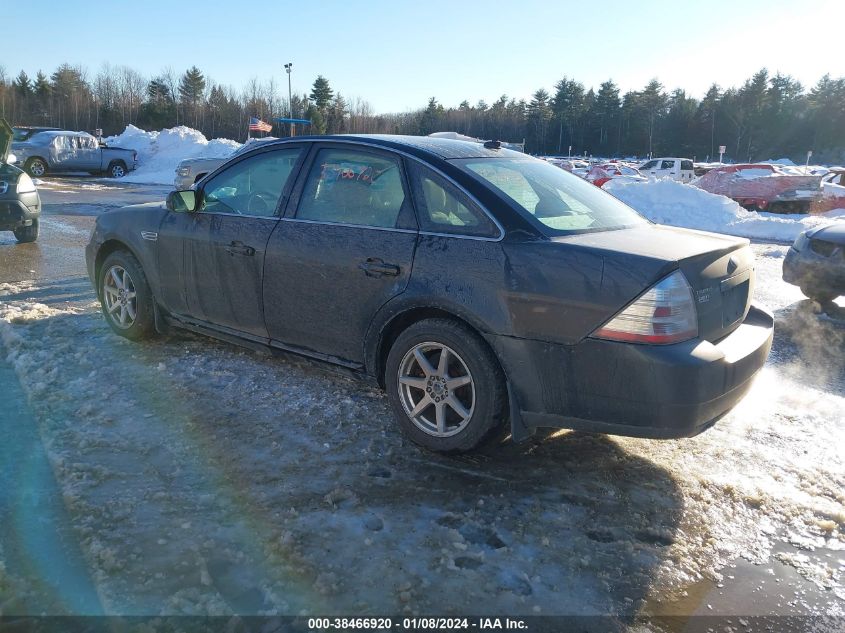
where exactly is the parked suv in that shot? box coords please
[86,135,773,453]
[0,119,41,242]
[639,157,695,182]
[12,130,137,178]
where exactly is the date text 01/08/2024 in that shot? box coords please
[307,618,528,630]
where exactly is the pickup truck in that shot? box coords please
[11,130,137,178]
[639,157,696,182]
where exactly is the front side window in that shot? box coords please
[296,149,406,228]
[459,157,647,235]
[201,148,302,217]
[409,163,499,238]
[661,160,676,170]
[641,160,658,170]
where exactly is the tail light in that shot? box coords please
[592,270,698,345]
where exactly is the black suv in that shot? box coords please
[0,119,41,243]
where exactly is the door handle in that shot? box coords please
[359,258,400,277]
[225,241,256,256]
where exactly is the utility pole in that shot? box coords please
[284,62,294,137]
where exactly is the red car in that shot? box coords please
[695,163,845,214]
[585,163,647,188]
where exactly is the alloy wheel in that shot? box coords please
[102,265,137,329]
[398,342,475,437]
[30,160,46,177]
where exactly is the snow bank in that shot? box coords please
[604,178,845,242]
[104,125,241,185]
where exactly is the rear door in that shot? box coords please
[263,144,418,363]
[158,145,305,339]
[75,135,101,171]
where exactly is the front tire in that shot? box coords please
[385,318,507,453]
[13,219,39,243]
[25,158,47,178]
[99,250,155,340]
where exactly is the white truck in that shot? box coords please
[638,157,695,182]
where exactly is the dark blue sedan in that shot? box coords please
[86,135,773,453]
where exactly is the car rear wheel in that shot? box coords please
[385,318,507,453]
[99,250,155,340]
[25,158,47,178]
[13,219,39,243]
[108,161,127,178]
[800,284,836,304]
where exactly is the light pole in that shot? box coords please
[284,62,293,137]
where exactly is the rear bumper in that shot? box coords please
[489,304,774,439]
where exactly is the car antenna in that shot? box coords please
[483,139,502,150]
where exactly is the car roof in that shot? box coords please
[258,134,525,161]
[29,130,94,139]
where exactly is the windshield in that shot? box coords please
[458,157,648,235]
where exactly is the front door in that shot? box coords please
[263,145,418,363]
[158,146,305,339]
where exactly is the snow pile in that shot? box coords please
[605,178,845,242]
[104,125,241,185]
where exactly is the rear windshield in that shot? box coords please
[457,157,648,235]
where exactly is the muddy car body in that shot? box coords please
[86,135,774,452]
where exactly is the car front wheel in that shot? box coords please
[13,219,39,243]
[25,158,47,177]
[385,318,507,453]
[99,250,155,340]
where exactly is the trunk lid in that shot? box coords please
[554,224,755,342]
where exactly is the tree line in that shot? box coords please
[2,64,844,163]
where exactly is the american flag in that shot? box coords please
[248,116,273,133]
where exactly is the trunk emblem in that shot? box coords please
[696,288,712,303]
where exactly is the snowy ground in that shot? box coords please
[0,180,843,627]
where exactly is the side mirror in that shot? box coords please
[166,189,199,213]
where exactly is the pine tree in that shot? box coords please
[309,75,334,110]
[14,71,32,96]
[178,66,206,105]
[418,97,444,135]
[527,88,552,153]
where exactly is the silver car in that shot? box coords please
[173,137,277,189]
[12,130,137,178]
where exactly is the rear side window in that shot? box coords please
[296,149,407,228]
[460,157,647,235]
[201,148,302,217]
[409,163,499,238]
[681,160,694,170]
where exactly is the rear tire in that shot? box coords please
[25,158,47,178]
[800,284,836,304]
[107,161,127,178]
[99,250,155,340]
[385,318,507,453]
[13,219,39,243]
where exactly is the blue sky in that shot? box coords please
[6,0,844,112]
